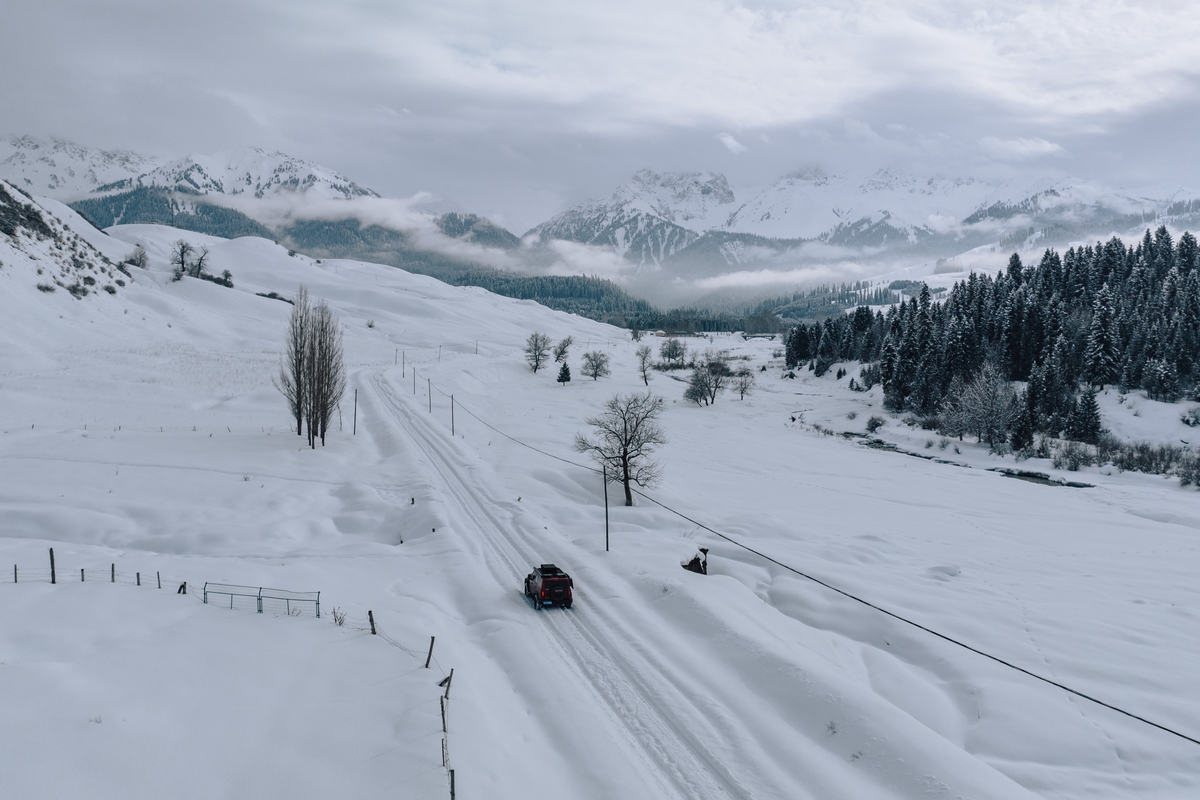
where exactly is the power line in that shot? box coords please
[438,382,1200,748]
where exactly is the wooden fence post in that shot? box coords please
[450,768,455,799]
[81,568,85,582]
[157,571,161,589]
[49,548,55,584]
[444,668,454,699]
[111,563,115,583]
[368,610,376,635]
[137,572,141,586]
[425,636,435,668]
[441,695,446,732]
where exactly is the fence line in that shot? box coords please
[3,552,457,797]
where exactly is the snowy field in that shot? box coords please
[2,199,1200,798]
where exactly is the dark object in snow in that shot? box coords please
[524,563,573,609]
[682,548,709,575]
[177,582,187,594]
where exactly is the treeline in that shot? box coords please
[786,226,1200,443]
[754,281,903,322]
[70,188,275,240]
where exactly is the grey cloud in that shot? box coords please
[4,0,1200,231]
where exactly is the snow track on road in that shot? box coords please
[366,369,754,800]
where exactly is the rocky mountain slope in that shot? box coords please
[0,136,159,199]
[96,147,378,201]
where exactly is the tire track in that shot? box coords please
[366,370,753,800]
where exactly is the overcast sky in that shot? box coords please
[5,0,1200,231]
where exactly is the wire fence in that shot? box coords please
[2,550,459,797]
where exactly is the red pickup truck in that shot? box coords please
[524,564,573,609]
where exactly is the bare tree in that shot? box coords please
[631,327,644,342]
[125,244,148,268]
[581,351,611,380]
[307,299,346,447]
[575,392,666,506]
[733,367,756,400]
[274,287,346,448]
[190,245,210,278]
[659,337,686,368]
[274,286,311,437]
[525,332,552,373]
[684,367,713,405]
[553,336,574,363]
[635,345,653,385]
[170,240,193,281]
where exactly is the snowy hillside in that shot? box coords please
[2,193,1200,798]
[102,147,379,200]
[0,136,159,199]
[0,180,135,298]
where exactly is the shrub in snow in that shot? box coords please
[1053,440,1095,471]
[1181,407,1200,427]
[866,416,885,433]
[1178,454,1200,488]
[36,283,55,293]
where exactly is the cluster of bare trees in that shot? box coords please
[275,286,347,448]
[169,239,233,286]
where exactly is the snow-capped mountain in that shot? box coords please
[724,168,996,240]
[527,170,736,268]
[102,147,378,201]
[530,167,1200,276]
[0,136,160,199]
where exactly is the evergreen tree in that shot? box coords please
[1010,393,1035,452]
[1083,284,1119,387]
[1068,391,1103,444]
[557,362,571,385]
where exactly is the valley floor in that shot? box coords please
[1,217,1199,798]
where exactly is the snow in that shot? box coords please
[2,202,1200,798]
[724,168,999,240]
[0,135,160,199]
[126,147,378,201]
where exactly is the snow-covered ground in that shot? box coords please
[2,201,1200,798]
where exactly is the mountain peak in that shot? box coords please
[118,147,379,201]
[0,135,159,199]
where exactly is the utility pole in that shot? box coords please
[428,378,432,413]
[402,350,405,377]
[602,467,609,552]
[353,389,357,435]
[451,395,455,436]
